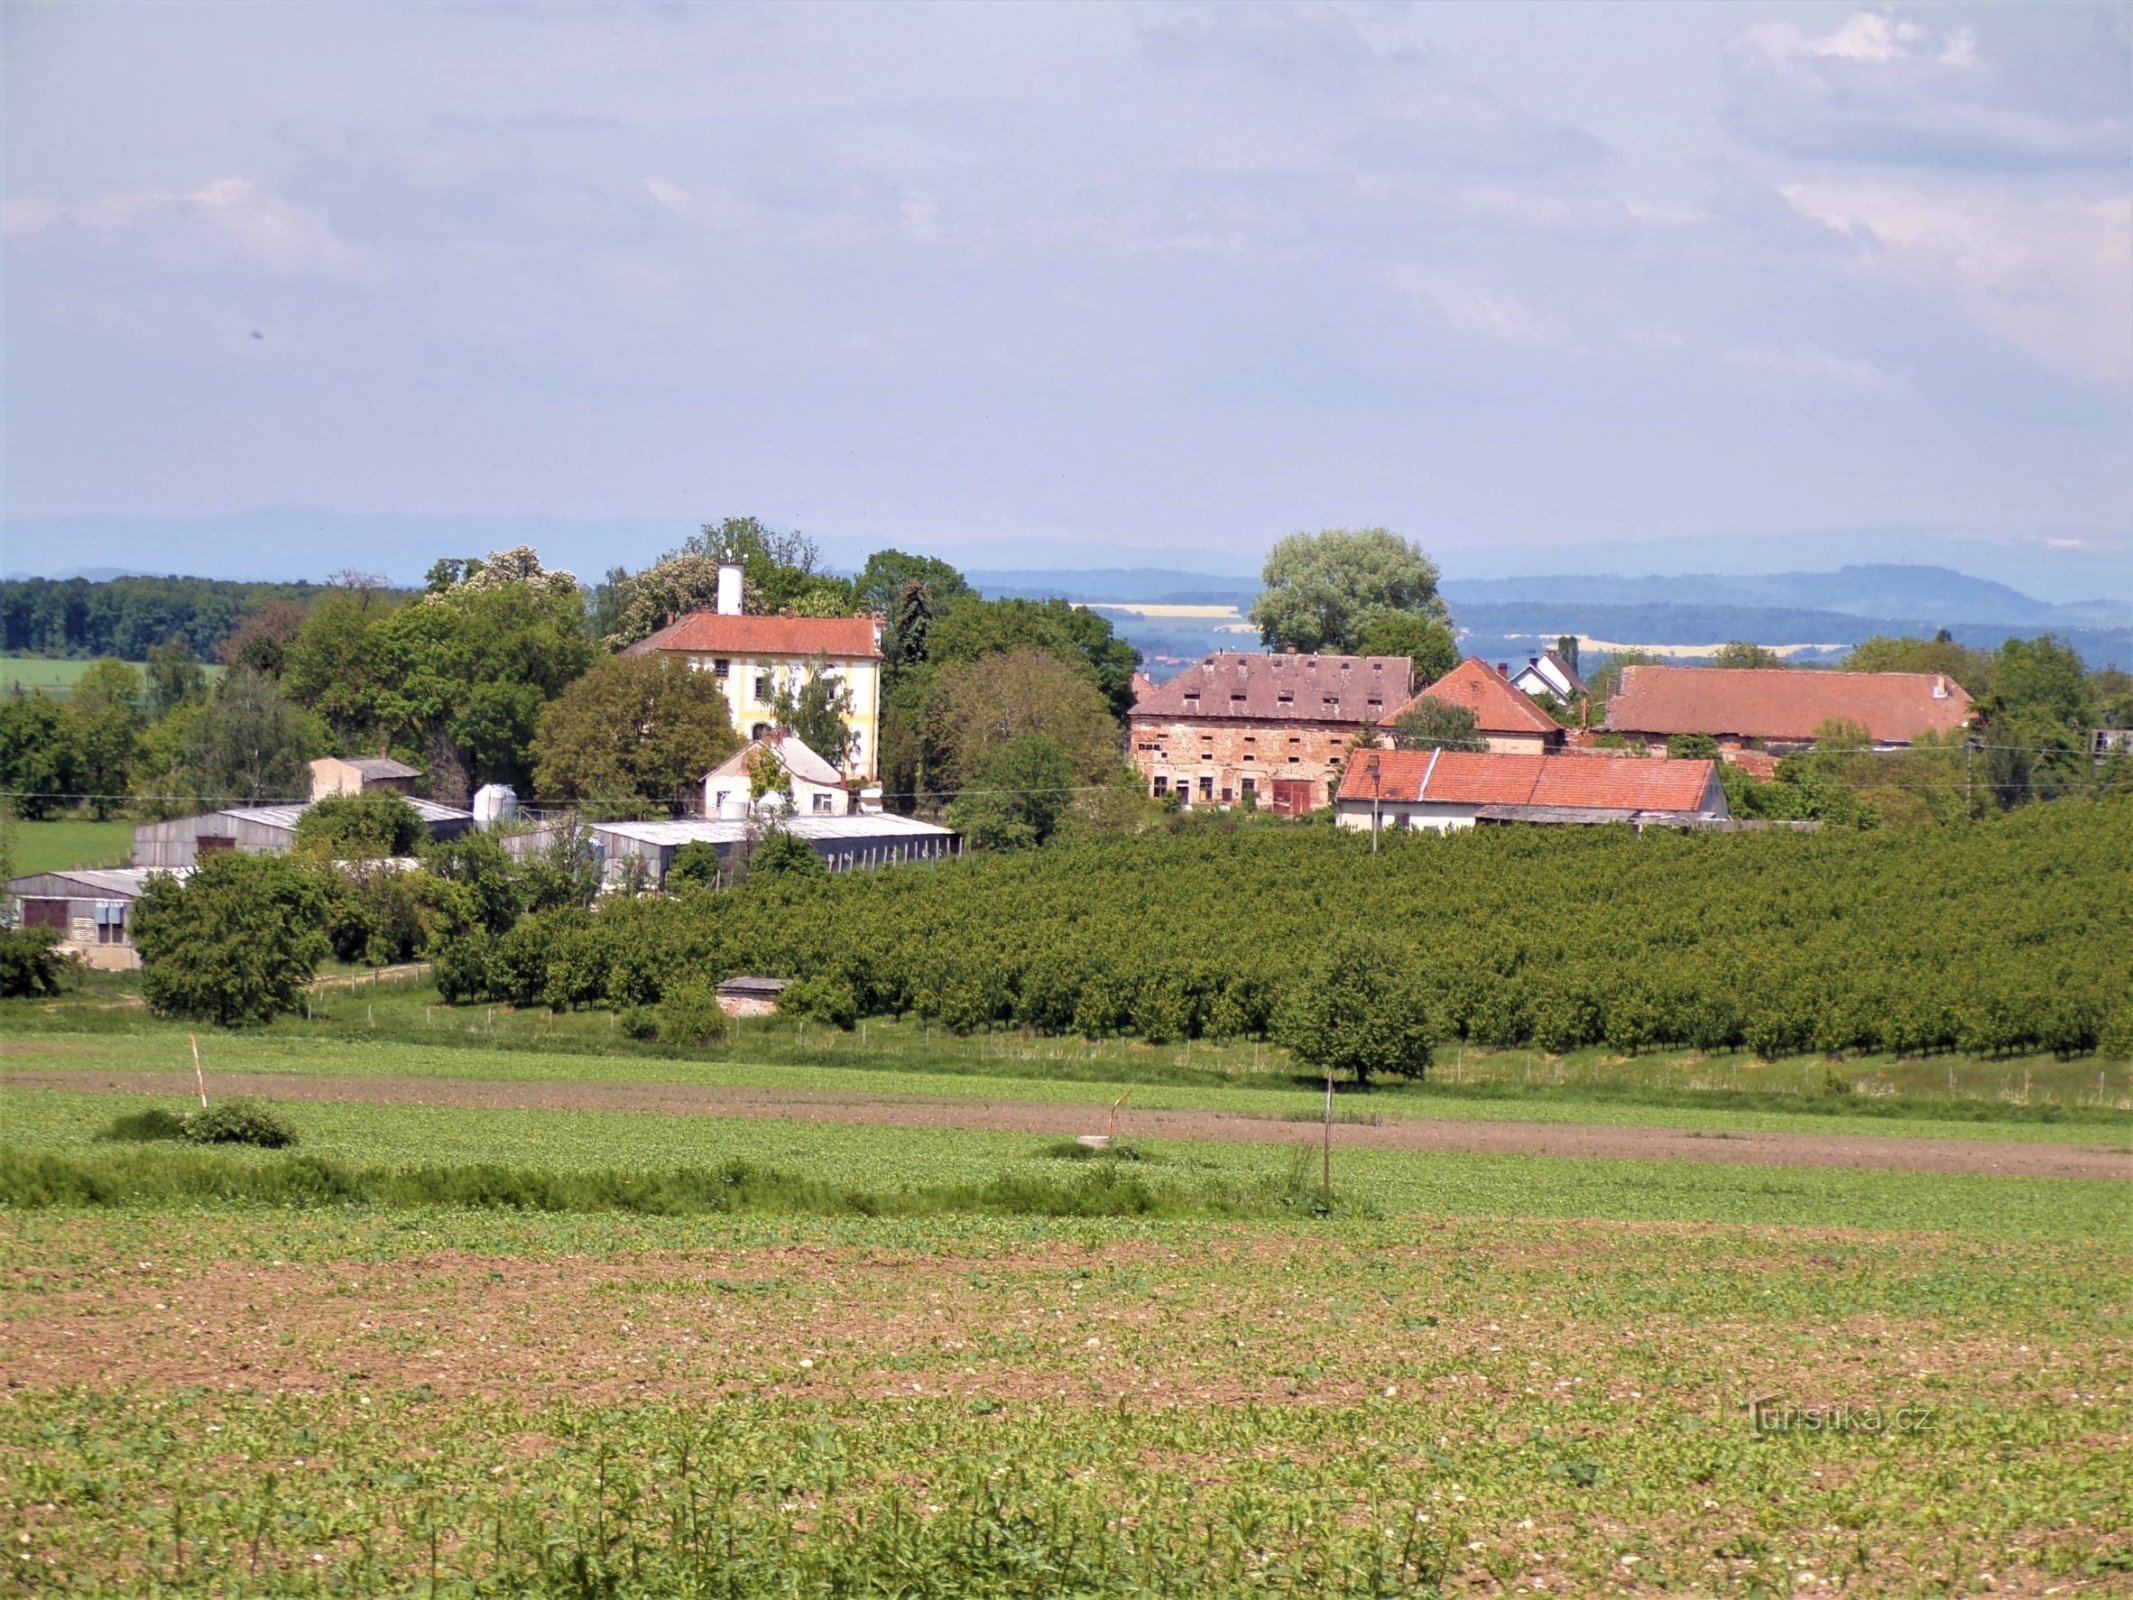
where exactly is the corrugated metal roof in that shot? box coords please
[594,815,954,846]
[5,866,188,898]
[220,797,472,829]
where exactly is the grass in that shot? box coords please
[0,653,222,701]
[1,1086,2125,1238]
[4,1004,2128,1146]
[3,816,135,875]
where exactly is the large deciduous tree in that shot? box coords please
[1249,528,1448,657]
[134,852,333,1026]
[947,732,1078,850]
[1389,699,1485,752]
[182,667,327,804]
[1356,612,1458,685]
[531,653,742,813]
[922,647,1122,796]
[66,659,143,818]
[1274,932,1434,1086]
[0,696,79,819]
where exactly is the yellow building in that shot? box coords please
[622,565,884,781]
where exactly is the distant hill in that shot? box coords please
[968,568,1257,606]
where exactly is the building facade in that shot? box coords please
[703,734,851,818]
[3,866,176,972]
[621,563,884,781]
[1128,651,1417,814]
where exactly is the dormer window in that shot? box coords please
[1277,691,1293,705]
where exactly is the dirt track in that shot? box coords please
[9,1069,2129,1180]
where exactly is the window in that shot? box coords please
[1288,755,1301,764]
[1240,777,1256,794]
[1241,753,1254,762]
[1201,750,1214,761]
[1221,785,1233,802]
[1199,776,1214,799]
[1276,691,1293,705]
[753,672,773,703]
[713,658,731,679]
[750,722,771,740]
[1230,692,1247,704]
[812,792,837,815]
[1153,776,1168,796]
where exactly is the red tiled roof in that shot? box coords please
[623,611,880,659]
[1727,749,1780,782]
[1338,749,1717,812]
[1129,652,1415,723]
[1387,658,1562,737]
[1603,666,1971,744]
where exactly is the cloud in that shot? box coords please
[1723,343,1906,394]
[1139,2,1419,93]
[1382,265,1570,349]
[1782,182,2133,384]
[2,176,355,276]
[1724,8,2130,169]
[1344,96,1608,177]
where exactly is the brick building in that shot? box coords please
[1128,651,1416,814]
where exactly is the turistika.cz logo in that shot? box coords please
[1747,1397,1936,1436]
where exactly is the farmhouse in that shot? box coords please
[1389,658,1566,754]
[1603,666,1972,755]
[2,866,180,971]
[503,813,957,891]
[704,733,851,818]
[1335,749,1727,834]
[1128,650,1417,814]
[1507,650,1587,703]
[621,561,884,782]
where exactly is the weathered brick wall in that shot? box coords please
[1130,716,1360,809]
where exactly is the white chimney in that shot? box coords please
[716,562,744,617]
[1932,674,1948,699]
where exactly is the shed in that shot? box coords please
[4,866,185,972]
[134,798,475,871]
[716,976,790,1017]
[506,814,959,890]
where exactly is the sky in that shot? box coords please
[3,1,2129,585]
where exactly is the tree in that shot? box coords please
[0,696,80,819]
[1273,932,1434,1086]
[1709,642,1786,670]
[294,791,426,859]
[134,852,332,1026]
[1555,635,1580,673]
[925,596,1142,720]
[603,518,851,648]
[771,654,857,768]
[0,926,71,999]
[1356,612,1458,685]
[1841,635,1992,696]
[1389,699,1485,752]
[666,839,723,892]
[531,653,742,812]
[947,732,1078,850]
[182,668,327,803]
[854,550,970,618]
[217,600,309,676]
[67,659,143,819]
[1667,733,1721,760]
[145,634,207,715]
[748,828,825,879]
[887,580,937,676]
[1248,528,1448,656]
[923,648,1123,796]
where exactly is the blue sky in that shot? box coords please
[3,2,2127,582]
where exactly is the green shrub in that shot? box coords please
[778,975,859,1030]
[98,1108,190,1143]
[180,1098,299,1148]
[657,980,724,1046]
[0,924,73,999]
[133,852,332,1026]
[618,1005,659,1041]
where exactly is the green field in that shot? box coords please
[0,652,222,702]
[3,1003,2127,1593]
[3,816,135,876]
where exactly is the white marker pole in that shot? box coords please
[188,1034,209,1108]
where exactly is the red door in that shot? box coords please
[22,898,68,929]
[1270,778,1315,816]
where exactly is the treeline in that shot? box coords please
[0,576,339,660]
[436,798,2133,1066]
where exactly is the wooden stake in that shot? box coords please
[188,1034,208,1108]
[1322,1067,1333,1203]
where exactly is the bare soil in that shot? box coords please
[9,1068,2128,1179]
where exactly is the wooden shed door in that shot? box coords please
[22,898,68,929]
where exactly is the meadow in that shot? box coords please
[3,817,136,876]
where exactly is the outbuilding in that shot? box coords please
[3,866,184,971]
